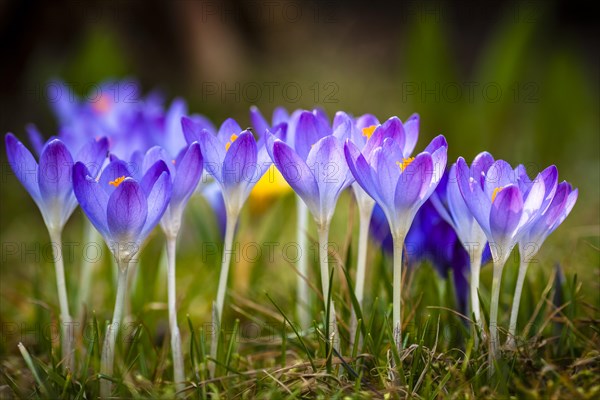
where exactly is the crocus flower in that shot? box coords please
[5,133,108,233]
[342,113,418,345]
[5,133,108,370]
[455,154,557,365]
[430,160,492,328]
[269,122,355,351]
[73,159,172,262]
[345,133,448,353]
[132,143,203,390]
[181,116,275,372]
[507,179,577,345]
[264,108,344,330]
[73,158,171,396]
[182,117,272,217]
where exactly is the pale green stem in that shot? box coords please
[100,261,129,398]
[48,228,74,371]
[506,259,529,347]
[391,234,405,354]
[488,259,505,375]
[296,197,310,330]
[166,236,185,395]
[350,202,374,349]
[210,213,238,375]
[317,222,339,352]
[76,221,100,320]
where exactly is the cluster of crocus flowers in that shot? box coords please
[5,79,578,395]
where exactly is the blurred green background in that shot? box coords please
[1,0,598,359]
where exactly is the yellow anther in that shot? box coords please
[225,133,239,152]
[172,159,176,165]
[492,187,504,203]
[396,157,415,172]
[362,125,376,140]
[109,176,126,187]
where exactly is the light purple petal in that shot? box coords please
[5,133,41,204]
[272,140,320,215]
[38,139,74,203]
[470,151,495,188]
[457,156,491,234]
[171,143,203,206]
[217,118,243,144]
[74,137,109,178]
[394,152,433,209]
[364,117,405,158]
[142,171,172,239]
[332,112,353,140]
[344,140,380,204]
[489,185,523,246]
[305,135,351,221]
[26,124,45,156]
[73,162,109,238]
[402,113,419,158]
[355,114,379,130]
[250,106,269,137]
[140,160,170,197]
[294,111,325,161]
[222,131,259,192]
[193,129,226,182]
[517,172,545,232]
[272,106,289,126]
[107,179,148,243]
[99,160,132,196]
[373,138,404,209]
[484,160,516,198]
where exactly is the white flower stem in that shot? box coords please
[506,258,529,347]
[48,228,74,371]
[166,235,185,395]
[76,221,100,320]
[391,234,405,354]
[100,260,129,398]
[350,202,374,349]
[296,197,310,330]
[210,213,238,375]
[488,259,505,375]
[317,222,339,352]
[469,246,484,332]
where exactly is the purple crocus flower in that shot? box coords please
[181,116,277,371]
[269,134,354,227]
[430,160,492,327]
[519,181,577,252]
[455,154,558,363]
[129,143,202,389]
[269,131,354,351]
[341,113,419,345]
[345,135,448,240]
[5,133,108,233]
[72,159,172,262]
[134,144,204,237]
[345,132,448,353]
[182,117,272,217]
[5,132,108,369]
[456,156,558,265]
[73,158,171,395]
[506,179,577,345]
